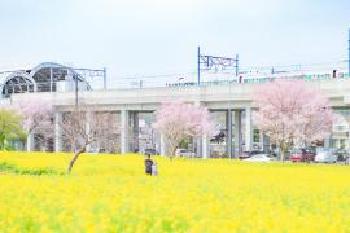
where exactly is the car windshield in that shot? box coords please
[250,151,259,155]
[337,149,346,153]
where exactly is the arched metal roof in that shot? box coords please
[0,62,92,97]
[0,70,31,86]
[1,71,34,97]
[30,62,90,86]
[29,62,77,78]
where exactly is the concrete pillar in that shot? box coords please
[196,138,202,157]
[234,110,242,157]
[155,132,161,155]
[86,111,92,152]
[262,133,270,153]
[227,109,233,158]
[194,101,202,157]
[160,134,166,156]
[133,112,139,153]
[55,112,62,152]
[201,135,210,159]
[245,107,253,151]
[324,136,330,149]
[258,129,264,150]
[121,110,129,154]
[26,132,33,152]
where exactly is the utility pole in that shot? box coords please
[235,54,240,76]
[197,46,201,85]
[139,80,144,88]
[197,47,239,83]
[103,67,107,90]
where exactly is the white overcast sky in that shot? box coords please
[0,0,349,83]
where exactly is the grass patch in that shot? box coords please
[0,162,64,176]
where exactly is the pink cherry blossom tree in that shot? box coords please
[154,101,214,157]
[253,80,333,161]
[13,96,54,151]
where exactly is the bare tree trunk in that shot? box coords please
[0,134,5,150]
[67,147,86,174]
[280,149,285,162]
[171,147,177,160]
[279,141,285,162]
[167,141,176,160]
[165,138,180,160]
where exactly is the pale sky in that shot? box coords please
[0,0,349,85]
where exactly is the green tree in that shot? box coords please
[0,108,25,150]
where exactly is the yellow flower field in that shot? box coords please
[0,152,350,233]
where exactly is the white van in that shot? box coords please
[175,149,195,158]
[315,149,337,163]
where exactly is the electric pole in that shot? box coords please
[235,54,240,76]
[103,67,107,90]
[197,47,239,85]
[197,46,201,85]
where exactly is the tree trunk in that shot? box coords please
[280,148,285,162]
[167,141,176,160]
[0,134,5,151]
[171,147,177,160]
[279,141,286,162]
[67,147,86,174]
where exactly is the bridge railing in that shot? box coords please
[0,72,349,99]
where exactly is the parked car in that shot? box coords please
[243,154,272,162]
[334,149,348,162]
[315,149,337,163]
[87,147,100,154]
[239,150,262,160]
[290,148,315,162]
[143,149,158,156]
[175,149,195,157]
